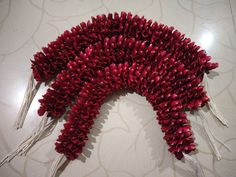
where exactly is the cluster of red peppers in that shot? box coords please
[30,12,218,160]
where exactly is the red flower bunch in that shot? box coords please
[30,12,218,161]
[31,12,216,82]
[37,36,215,119]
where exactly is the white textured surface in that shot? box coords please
[0,0,236,177]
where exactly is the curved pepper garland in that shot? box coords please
[31,12,218,161]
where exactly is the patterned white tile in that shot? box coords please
[0,0,236,177]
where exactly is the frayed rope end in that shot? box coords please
[202,73,229,127]
[49,154,67,177]
[14,73,40,129]
[183,153,204,177]
[0,115,57,167]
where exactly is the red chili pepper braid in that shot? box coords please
[55,61,208,160]
[31,12,217,82]
[38,36,217,118]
